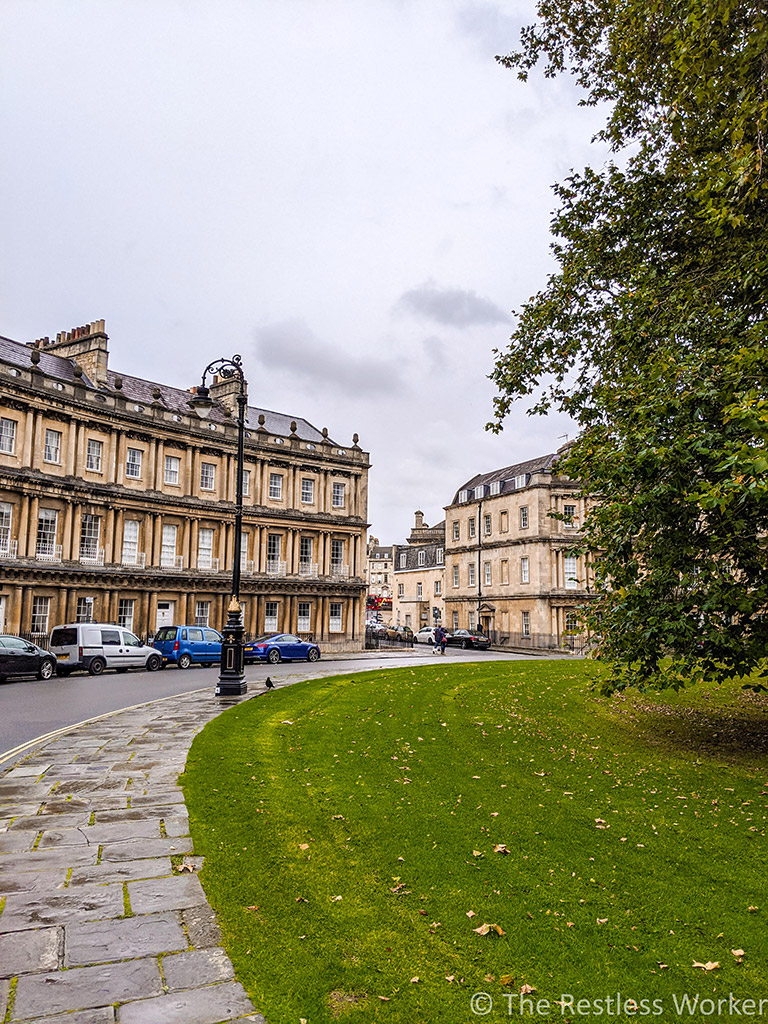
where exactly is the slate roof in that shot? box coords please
[0,336,96,386]
[0,336,333,444]
[450,453,559,505]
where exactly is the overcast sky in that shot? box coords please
[1,0,608,543]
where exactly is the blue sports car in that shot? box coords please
[245,633,321,665]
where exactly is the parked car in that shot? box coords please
[445,629,491,650]
[152,625,224,668]
[366,622,390,636]
[244,633,321,664]
[384,624,414,641]
[0,635,57,682]
[413,626,437,645]
[49,623,162,675]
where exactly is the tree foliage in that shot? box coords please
[489,0,768,690]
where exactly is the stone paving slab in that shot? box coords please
[0,867,69,894]
[0,847,98,872]
[12,958,163,1019]
[163,947,235,990]
[65,911,187,966]
[17,1009,115,1024]
[128,873,208,914]
[0,832,37,854]
[0,689,263,1022]
[116,980,255,1024]
[0,882,124,932]
[68,856,172,887]
[99,835,194,860]
[0,926,60,978]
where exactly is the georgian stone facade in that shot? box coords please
[443,450,592,648]
[0,322,369,649]
[391,511,445,630]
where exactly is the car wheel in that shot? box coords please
[177,653,192,669]
[88,658,106,676]
[38,659,56,681]
[461,640,469,649]
[267,648,281,664]
[307,647,320,662]
[146,654,161,672]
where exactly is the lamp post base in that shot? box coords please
[217,597,248,697]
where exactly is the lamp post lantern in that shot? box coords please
[189,355,248,696]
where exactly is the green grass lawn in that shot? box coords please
[180,661,768,1023]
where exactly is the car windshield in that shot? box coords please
[251,634,279,644]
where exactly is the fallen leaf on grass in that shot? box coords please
[693,961,720,971]
[732,949,746,958]
[597,918,608,925]
[178,862,195,873]
[332,896,342,902]
[295,896,308,903]
[472,850,484,857]
[500,974,514,985]
[446,975,455,983]
[466,910,476,919]
[493,844,510,854]
[658,964,668,970]
[473,922,506,936]
[298,844,310,851]
[246,905,259,911]
[410,977,420,984]
[749,906,759,912]
[520,984,536,994]
[378,995,391,1001]
[280,720,294,725]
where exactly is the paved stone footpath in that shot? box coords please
[0,688,266,1024]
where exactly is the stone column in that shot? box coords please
[20,587,32,633]
[104,508,115,563]
[154,441,165,491]
[191,519,200,569]
[17,495,31,557]
[72,505,83,562]
[9,586,24,634]
[181,519,192,569]
[152,515,164,567]
[27,497,40,558]
[107,430,118,484]
[62,505,74,561]
[114,509,125,563]
[67,421,79,476]
[22,409,36,467]
[115,432,126,486]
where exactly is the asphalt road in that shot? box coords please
[0,646,532,764]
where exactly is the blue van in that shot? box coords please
[152,625,223,668]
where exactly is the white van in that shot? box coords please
[49,623,162,676]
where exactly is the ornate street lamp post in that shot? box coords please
[189,355,248,696]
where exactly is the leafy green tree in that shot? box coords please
[488,0,768,690]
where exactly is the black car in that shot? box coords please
[0,635,57,682]
[445,629,491,650]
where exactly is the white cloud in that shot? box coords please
[0,0,601,541]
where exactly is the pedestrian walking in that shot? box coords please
[439,625,448,655]
[433,626,442,655]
